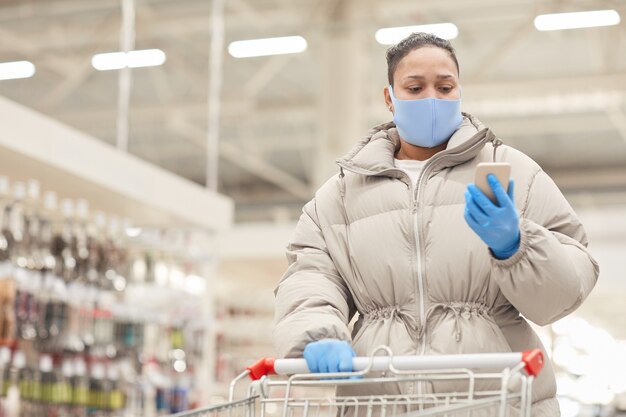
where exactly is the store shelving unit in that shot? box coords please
[0,95,235,412]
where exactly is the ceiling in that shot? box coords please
[1,0,625,222]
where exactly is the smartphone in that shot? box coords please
[473,162,511,204]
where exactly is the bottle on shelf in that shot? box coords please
[58,357,73,417]
[0,177,13,265]
[60,199,78,285]
[40,191,59,275]
[3,350,24,417]
[89,360,106,412]
[39,354,54,412]
[73,199,91,288]
[0,277,16,348]
[22,180,42,272]
[103,216,126,293]
[107,362,125,413]
[70,356,88,417]
[9,182,26,269]
[0,346,11,397]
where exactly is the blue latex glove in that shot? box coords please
[464,174,520,259]
[303,340,355,373]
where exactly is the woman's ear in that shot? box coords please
[384,86,393,113]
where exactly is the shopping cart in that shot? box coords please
[168,346,544,417]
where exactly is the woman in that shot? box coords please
[273,32,599,416]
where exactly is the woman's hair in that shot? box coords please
[386,32,459,86]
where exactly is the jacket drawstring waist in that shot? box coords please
[363,305,418,348]
[360,302,491,344]
[419,302,491,342]
[363,305,418,330]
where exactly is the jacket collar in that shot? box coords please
[336,113,495,177]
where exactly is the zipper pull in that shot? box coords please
[492,138,503,162]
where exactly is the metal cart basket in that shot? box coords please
[168,346,544,417]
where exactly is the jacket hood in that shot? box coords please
[336,112,496,176]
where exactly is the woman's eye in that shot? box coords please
[408,86,422,92]
[440,86,453,93]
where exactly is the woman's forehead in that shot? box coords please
[395,48,459,78]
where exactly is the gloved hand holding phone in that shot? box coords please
[464,174,520,259]
[303,339,355,373]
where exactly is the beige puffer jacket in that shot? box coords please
[273,114,599,416]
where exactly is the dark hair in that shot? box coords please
[386,32,459,86]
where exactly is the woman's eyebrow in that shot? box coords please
[403,74,454,80]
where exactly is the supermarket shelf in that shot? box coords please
[0,96,233,231]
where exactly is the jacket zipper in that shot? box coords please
[412,165,430,398]
[412,182,426,354]
[411,137,491,354]
[409,153,455,398]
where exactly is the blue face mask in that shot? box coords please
[388,85,463,148]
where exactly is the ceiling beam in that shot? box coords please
[468,17,535,81]
[38,14,121,107]
[171,118,313,199]
[0,26,83,76]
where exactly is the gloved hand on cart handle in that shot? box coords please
[304,339,355,373]
[464,174,520,260]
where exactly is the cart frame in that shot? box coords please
[167,346,544,417]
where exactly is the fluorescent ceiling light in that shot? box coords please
[228,36,307,58]
[534,10,620,31]
[91,48,166,71]
[375,23,459,45]
[0,61,36,81]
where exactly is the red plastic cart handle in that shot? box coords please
[247,357,276,380]
[522,349,544,377]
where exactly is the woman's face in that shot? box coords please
[385,46,460,110]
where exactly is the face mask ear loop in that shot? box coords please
[388,85,396,115]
